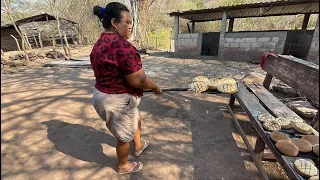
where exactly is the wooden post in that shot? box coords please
[156,31,158,50]
[32,33,39,48]
[52,36,56,47]
[10,34,21,52]
[228,18,234,32]
[169,31,172,52]
[24,33,32,50]
[192,22,195,33]
[63,31,71,57]
[302,14,311,30]
[218,11,227,60]
[174,16,179,53]
[38,32,43,48]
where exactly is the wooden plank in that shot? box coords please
[234,81,301,180]
[247,83,319,136]
[227,105,269,180]
[254,136,266,161]
[261,55,319,102]
[263,73,273,89]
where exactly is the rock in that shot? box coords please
[27,51,36,58]
[272,84,297,97]
[46,51,59,59]
[242,72,265,85]
[6,60,25,67]
[9,53,24,60]
[286,100,318,119]
[138,49,147,54]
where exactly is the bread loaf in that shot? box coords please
[270,131,290,143]
[290,138,312,153]
[274,117,292,129]
[258,114,275,122]
[276,141,299,156]
[294,159,318,178]
[293,123,313,135]
[217,83,238,94]
[313,144,319,156]
[301,135,319,146]
[189,81,208,93]
[193,76,209,82]
[263,121,281,132]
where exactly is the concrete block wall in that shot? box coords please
[222,31,287,61]
[307,17,319,64]
[175,33,202,57]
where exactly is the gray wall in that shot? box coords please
[222,31,287,61]
[284,30,314,59]
[308,17,319,64]
[175,33,202,57]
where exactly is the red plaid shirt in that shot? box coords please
[90,32,143,97]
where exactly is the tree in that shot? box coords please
[2,0,30,65]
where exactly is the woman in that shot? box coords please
[90,2,162,175]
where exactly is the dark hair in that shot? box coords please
[101,2,130,30]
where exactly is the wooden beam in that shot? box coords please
[192,22,195,33]
[228,18,234,32]
[227,105,269,180]
[261,55,319,103]
[302,14,311,30]
[218,10,227,60]
[174,16,179,40]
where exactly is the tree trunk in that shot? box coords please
[3,0,29,66]
[10,35,21,52]
[38,32,43,49]
[63,31,71,58]
[130,0,139,40]
[33,33,39,48]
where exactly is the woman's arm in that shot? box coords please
[124,68,162,94]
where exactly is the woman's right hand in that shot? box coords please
[152,83,163,94]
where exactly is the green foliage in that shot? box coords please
[147,28,172,50]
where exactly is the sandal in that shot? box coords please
[134,139,149,157]
[118,161,143,175]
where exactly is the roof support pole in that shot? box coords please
[228,18,234,32]
[174,16,179,40]
[307,15,319,64]
[302,13,311,30]
[192,22,195,33]
[218,10,227,60]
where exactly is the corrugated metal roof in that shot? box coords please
[169,0,319,22]
[1,13,77,29]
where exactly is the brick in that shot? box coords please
[225,38,234,43]
[240,43,250,48]
[178,34,183,39]
[258,37,271,43]
[190,33,198,38]
[252,43,263,48]
[272,37,279,43]
[263,43,276,49]
[185,39,193,43]
[246,38,257,43]
[235,38,246,43]
[230,42,240,47]
[183,34,190,38]
[224,43,230,47]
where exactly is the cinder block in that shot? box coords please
[263,43,276,49]
[240,43,250,48]
[235,38,246,43]
[272,37,279,43]
[185,39,193,43]
[225,38,234,43]
[258,37,271,43]
[183,34,191,38]
[178,34,183,38]
[224,43,230,47]
[190,33,198,38]
[246,38,257,43]
[252,43,263,48]
[230,42,240,47]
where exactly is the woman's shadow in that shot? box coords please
[42,119,117,170]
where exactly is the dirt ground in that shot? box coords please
[1,47,288,180]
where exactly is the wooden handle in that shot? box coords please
[143,87,189,92]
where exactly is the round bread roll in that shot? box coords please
[263,121,281,131]
[215,77,236,86]
[294,159,318,178]
[294,123,313,135]
[205,78,218,90]
[270,131,290,142]
[216,83,238,94]
[274,117,292,129]
[309,176,319,180]
[290,138,312,153]
[193,76,209,82]
[258,114,275,122]
[288,116,304,124]
[189,81,208,93]
[313,144,319,156]
[276,141,299,156]
[301,135,319,146]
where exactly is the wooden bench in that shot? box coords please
[227,54,319,180]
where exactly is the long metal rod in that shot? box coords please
[143,87,219,94]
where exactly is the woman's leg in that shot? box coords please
[116,139,132,170]
[133,113,143,151]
